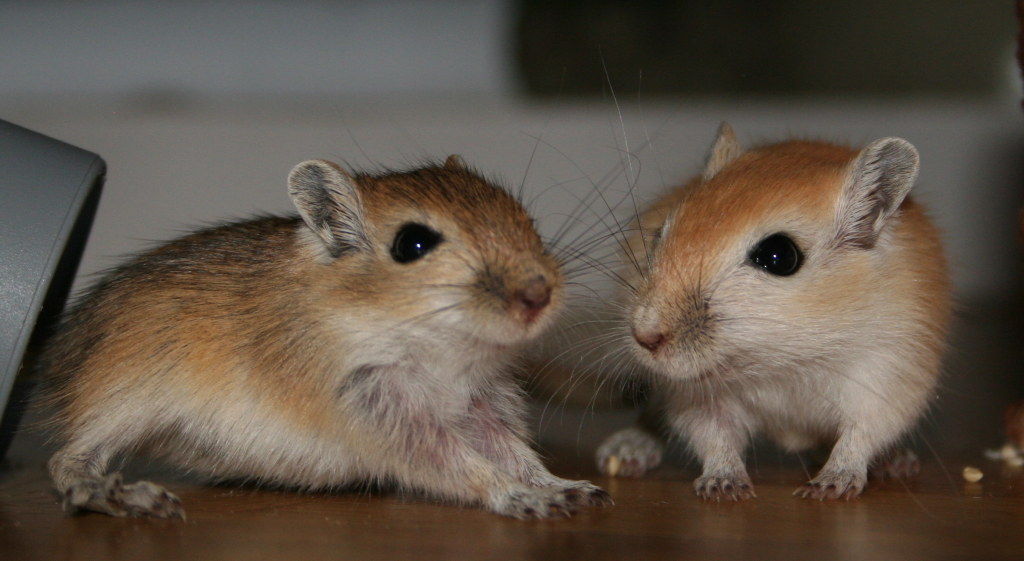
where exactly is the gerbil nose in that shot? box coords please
[513,275,552,323]
[633,328,666,352]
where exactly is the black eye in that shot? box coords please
[749,233,802,276]
[391,223,442,263]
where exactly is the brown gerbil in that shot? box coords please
[39,155,609,519]
[596,124,952,500]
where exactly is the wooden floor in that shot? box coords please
[3,442,1024,561]
[2,303,1024,560]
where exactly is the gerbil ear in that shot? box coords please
[288,160,371,258]
[835,138,919,249]
[444,154,466,170]
[702,122,743,181]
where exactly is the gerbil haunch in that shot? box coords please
[596,124,952,500]
[40,155,610,519]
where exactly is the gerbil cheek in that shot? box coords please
[418,256,478,305]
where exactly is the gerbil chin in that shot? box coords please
[596,124,952,501]
[39,155,609,519]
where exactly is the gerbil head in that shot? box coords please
[287,156,562,350]
[628,124,923,379]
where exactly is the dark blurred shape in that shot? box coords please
[1006,400,1024,450]
[0,120,105,460]
[1018,0,1024,108]
[514,0,1016,98]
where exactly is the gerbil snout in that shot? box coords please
[511,274,553,325]
[632,327,665,353]
[630,291,718,375]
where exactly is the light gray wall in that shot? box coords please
[4,98,1021,302]
[0,1,513,97]
[2,1,1022,302]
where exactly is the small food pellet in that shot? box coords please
[962,466,983,483]
[604,455,621,478]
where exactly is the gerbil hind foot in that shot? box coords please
[694,471,756,501]
[63,473,185,519]
[492,484,608,520]
[869,448,920,480]
[595,426,664,477]
[794,470,866,500]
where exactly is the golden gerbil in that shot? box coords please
[596,124,952,500]
[40,155,610,519]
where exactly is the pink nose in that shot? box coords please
[633,328,665,352]
[513,275,552,322]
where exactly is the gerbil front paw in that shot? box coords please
[694,472,756,501]
[493,485,603,520]
[595,426,664,477]
[63,473,185,519]
[795,470,866,500]
[547,479,613,507]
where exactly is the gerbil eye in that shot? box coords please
[749,234,802,276]
[391,223,442,264]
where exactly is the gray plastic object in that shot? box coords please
[0,119,105,460]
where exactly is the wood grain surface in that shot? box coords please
[3,423,1024,560]
[2,304,1023,560]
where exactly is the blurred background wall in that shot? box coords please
[0,1,513,99]
[2,0,1021,299]
[2,1,1017,99]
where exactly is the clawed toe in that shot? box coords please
[558,482,614,508]
[795,472,865,501]
[500,487,578,520]
[499,480,612,519]
[576,486,613,507]
[694,474,756,501]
